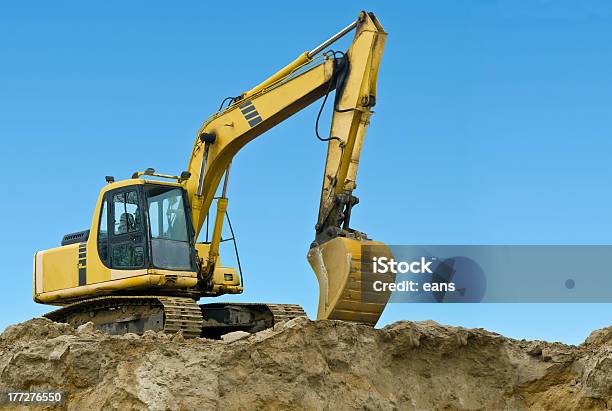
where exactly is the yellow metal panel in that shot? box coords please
[39,244,79,293]
[195,242,211,258]
[150,268,197,278]
[34,252,43,295]
[110,269,148,281]
[110,269,197,281]
[36,273,199,304]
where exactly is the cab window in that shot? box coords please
[113,191,140,235]
[98,200,109,263]
[145,185,193,270]
[110,189,145,269]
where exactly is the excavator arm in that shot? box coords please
[183,11,392,324]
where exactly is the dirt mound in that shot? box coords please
[0,317,610,410]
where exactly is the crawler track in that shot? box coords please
[44,296,306,339]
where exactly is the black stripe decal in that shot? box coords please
[240,105,257,115]
[239,101,253,109]
[248,116,262,127]
[78,242,87,286]
[244,110,260,120]
[79,267,86,286]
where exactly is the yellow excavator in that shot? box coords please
[33,11,392,338]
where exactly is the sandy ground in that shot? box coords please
[0,317,610,410]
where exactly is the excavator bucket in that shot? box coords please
[307,237,395,325]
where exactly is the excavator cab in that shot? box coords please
[98,183,196,272]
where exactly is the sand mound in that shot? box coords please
[0,317,610,410]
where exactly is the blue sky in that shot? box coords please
[1,1,611,344]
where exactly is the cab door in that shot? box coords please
[109,188,147,270]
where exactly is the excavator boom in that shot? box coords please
[181,11,392,324]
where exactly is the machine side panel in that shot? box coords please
[39,244,80,293]
[34,269,199,304]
